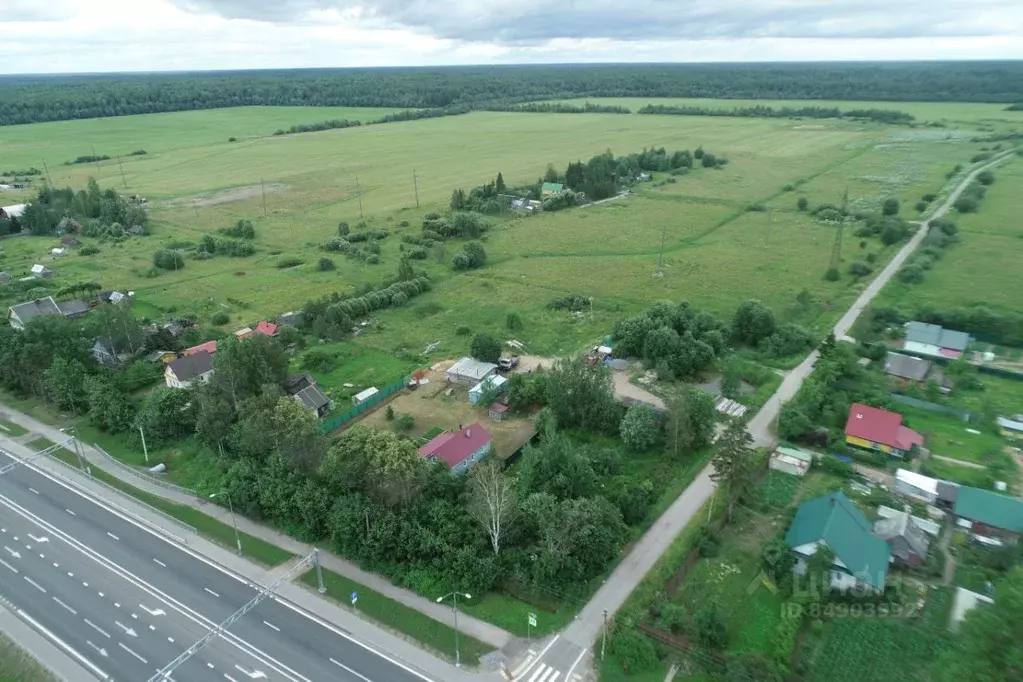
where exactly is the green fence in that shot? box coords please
[890,394,975,421]
[320,376,409,433]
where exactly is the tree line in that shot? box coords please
[637,104,915,124]
[3,62,1023,126]
[2,178,148,239]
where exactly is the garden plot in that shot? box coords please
[357,366,536,459]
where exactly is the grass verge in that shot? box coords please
[46,447,294,567]
[25,437,56,452]
[0,632,58,682]
[301,567,493,665]
[0,419,28,437]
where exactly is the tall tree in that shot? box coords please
[42,357,88,413]
[212,335,289,406]
[88,301,145,356]
[664,387,717,457]
[469,333,501,363]
[543,358,622,435]
[397,253,415,281]
[84,375,135,433]
[467,459,515,555]
[495,172,506,193]
[732,299,777,346]
[619,403,660,452]
[710,419,756,522]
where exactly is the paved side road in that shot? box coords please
[512,148,1019,681]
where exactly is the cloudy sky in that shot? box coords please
[2,0,1022,74]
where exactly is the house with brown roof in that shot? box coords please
[844,403,923,457]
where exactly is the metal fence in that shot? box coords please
[889,394,974,421]
[42,451,196,538]
[320,376,409,433]
[91,443,203,503]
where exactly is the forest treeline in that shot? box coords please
[637,104,915,124]
[2,62,1023,126]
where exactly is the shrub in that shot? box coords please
[470,333,501,363]
[338,222,350,236]
[152,249,184,270]
[276,257,304,269]
[701,153,717,168]
[882,198,900,216]
[977,170,995,185]
[390,291,409,307]
[365,254,380,265]
[396,413,415,431]
[955,197,979,213]
[219,219,255,239]
[385,405,395,420]
[317,257,336,271]
[797,197,808,210]
[455,325,471,337]
[915,201,928,213]
[866,252,878,263]
[506,312,523,331]
[898,263,925,284]
[608,629,658,674]
[848,261,874,277]
[228,136,237,142]
[824,267,840,281]
[407,246,428,260]
[211,311,230,326]
[922,193,936,202]
[399,220,409,227]
[79,245,100,256]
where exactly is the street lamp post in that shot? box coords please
[436,591,471,667]
[210,491,242,556]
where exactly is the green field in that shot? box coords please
[0,632,57,682]
[900,407,1007,465]
[0,102,1006,385]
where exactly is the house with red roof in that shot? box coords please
[255,321,278,337]
[183,340,218,356]
[844,403,923,457]
[418,423,492,474]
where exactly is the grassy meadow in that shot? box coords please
[0,102,1007,373]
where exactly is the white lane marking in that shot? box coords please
[149,624,155,631]
[65,508,75,515]
[547,673,561,682]
[234,665,268,679]
[16,609,111,681]
[113,603,120,608]
[0,558,17,573]
[204,587,220,597]
[564,648,588,682]
[0,463,395,682]
[513,635,560,679]
[168,636,175,643]
[3,546,20,559]
[527,664,549,682]
[29,487,38,494]
[86,640,109,658]
[263,620,279,632]
[98,592,104,597]
[83,582,89,588]
[208,663,215,669]
[330,658,372,682]
[140,604,166,616]
[0,496,316,682]
[114,620,137,637]
[152,558,167,567]
[106,532,119,541]
[28,534,47,543]
[67,572,74,578]
[224,675,239,682]
[84,619,110,639]
[23,576,46,593]
[131,613,137,619]
[52,596,78,615]
[117,641,147,664]
[38,553,44,559]
[52,562,58,568]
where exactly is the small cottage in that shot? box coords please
[164,351,214,388]
[418,424,492,475]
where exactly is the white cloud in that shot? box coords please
[0,0,1020,73]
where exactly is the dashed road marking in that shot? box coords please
[152,558,166,567]
[83,619,110,639]
[23,576,46,593]
[263,620,279,632]
[52,597,77,615]
[28,488,38,495]
[204,587,220,598]
[106,532,119,541]
[117,642,147,664]
[0,559,17,574]
[65,509,75,516]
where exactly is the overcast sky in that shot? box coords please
[2,0,1022,74]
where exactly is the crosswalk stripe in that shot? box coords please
[527,664,549,682]
[548,672,561,682]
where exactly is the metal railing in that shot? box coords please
[90,443,203,503]
[41,451,196,538]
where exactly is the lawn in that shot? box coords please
[899,407,1006,465]
[0,418,27,437]
[0,632,58,682]
[300,567,493,665]
[24,437,56,452]
[919,456,999,490]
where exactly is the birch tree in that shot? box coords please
[468,459,515,554]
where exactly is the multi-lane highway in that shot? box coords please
[0,448,437,682]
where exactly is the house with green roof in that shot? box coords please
[541,182,564,197]
[954,486,1023,544]
[785,491,891,593]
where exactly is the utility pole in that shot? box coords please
[116,154,128,189]
[356,176,364,220]
[91,144,101,175]
[765,207,773,244]
[657,223,668,273]
[193,203,199,220]
[412,168,420,209]
[829,188,848,271]
[41,159,53,186]
[261,177,267,217]
[138,426,149,464]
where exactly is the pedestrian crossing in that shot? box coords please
[525,663,561,682]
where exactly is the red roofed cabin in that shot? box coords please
[418,424,492,475]
[255,321,278,337]
[845,403,923,458]
[184,340,218,356]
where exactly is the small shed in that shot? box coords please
[234,327,253,340]
[996,416,1023,441]
[30,264,53,279]
[51,248,68,258]
[489,402,509,421]
[769,446,814,477]
[446,357,498,386]
[469,374,508,405]
[352,386,379,406]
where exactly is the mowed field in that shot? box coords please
[876,155,1023,316]
[0,102,1002,364]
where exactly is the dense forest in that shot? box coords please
[2,62,1023,126]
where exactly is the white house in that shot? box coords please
[164,351,214,388]
[446,357,498,386]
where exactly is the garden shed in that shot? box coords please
[469,374,508,405]
[446,357,498,386]
[352,386,379,406]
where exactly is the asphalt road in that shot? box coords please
[0,449,435,682]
